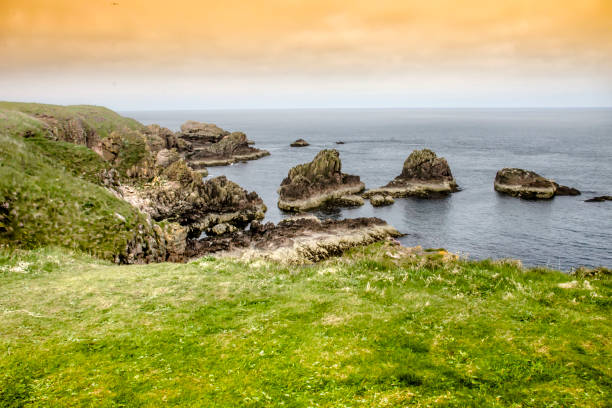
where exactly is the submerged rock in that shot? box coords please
[277,149,365,212]
[585,195,612,203]
[494,168,580,199]
[290,138,310,147]
[364,149,459,200]
[176,121,269,169]
[186,217,401,264]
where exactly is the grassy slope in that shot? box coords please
[0,244,609,407]
[0,102,144,139]
[0,105,156,260]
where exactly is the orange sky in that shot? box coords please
[1,0,611,108]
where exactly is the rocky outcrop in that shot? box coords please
[277,149,365,212]
[290,138,309,147]
[364,149,459,199]
[494,168,580,199]
[119,221,189,264]
[176,121,269,169]
[186,217,401,264]
[118,157,266,238]
[585,195,612,203]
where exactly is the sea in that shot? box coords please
[122,108,612,270]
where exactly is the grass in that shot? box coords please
[0,102,144,139]
[0,243,609,407]
[0,130,153,261]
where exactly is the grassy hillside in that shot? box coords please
[0,102,144,139]
[0,103,166,261]
[1,243,609,407]
[0,130,154,260]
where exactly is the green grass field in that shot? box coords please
[1,243,610,407]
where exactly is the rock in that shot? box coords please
[364,149,458,199]
[179,121,229,143]
[143,124,184,153]
[186,217,401,264]
[334,195,365,207]
[370,194,394,207]
[335,141,345,145]
[98,132,123,161]
[177,121,270,169]
[290,138,309,147]
[277,149,365,212]
[118,159,266,238]
[210,223,237,236]
[585,195,612,202]
[155,149,181,169]
[247,139,255,145]
[554,184,581,196]
[494,168,580,199]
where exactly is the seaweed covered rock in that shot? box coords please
[186,217,401,264]
[290,138,309,147]
[494,168,580,199]
[364,149,458,199]
[177,121,269,169]
[277,149,365,212]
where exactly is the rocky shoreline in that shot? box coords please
[2,102,608,268]
[177,121,270,169]
[186,216,401,263]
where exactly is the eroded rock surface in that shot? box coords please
[494,168,580,199]
[278,149,365,212]
[176,121,269,169]
[364,149,459,199]
[186,217,401,264]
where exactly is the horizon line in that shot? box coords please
[117,106,612,112]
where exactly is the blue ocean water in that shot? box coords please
[123,108,612,270]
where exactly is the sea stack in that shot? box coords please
[290,138,309,147]
[277,149,365,211]
[494,168,580,199]
[176,121,269,169]
[364,149,459,200]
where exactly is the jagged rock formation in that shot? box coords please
[186,217,401,264]
[364,149,459,200]
[176,121,269,169]
[117,156,266,238]
[290,138,309,147]
[584,195,612,203]
[277,149,365,212]
[494,168,580,199]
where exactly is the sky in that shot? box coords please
[1,0,611,109]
